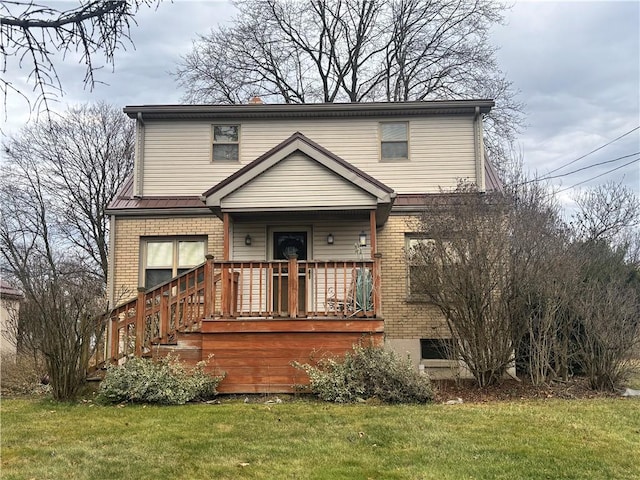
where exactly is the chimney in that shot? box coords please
[248,96,264,105]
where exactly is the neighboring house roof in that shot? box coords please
[202,132,396,224]
[123,100,495,120]
[0,280,22,300]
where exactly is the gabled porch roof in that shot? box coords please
[202,132,396,225]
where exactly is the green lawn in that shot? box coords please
[1,397,639,480]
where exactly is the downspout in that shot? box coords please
[107,214,117,307]
[133,112,145,197]
[473,106,486,192]
[106,213,117,363]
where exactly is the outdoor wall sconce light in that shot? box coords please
[245,234,252,246]
[327,233,334,245]
[359,231,367,247]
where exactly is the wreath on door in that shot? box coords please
[278,237,305,259]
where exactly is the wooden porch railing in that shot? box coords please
[107,256,381,365]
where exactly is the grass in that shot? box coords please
[1,397,639,480]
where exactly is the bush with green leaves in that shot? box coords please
[97,355,224,405]
[294,344,433,404]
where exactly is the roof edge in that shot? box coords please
[124,100,494,120]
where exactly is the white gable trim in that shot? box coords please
[203,137,394,209]
[221,152,377,211]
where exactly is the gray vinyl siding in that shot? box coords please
[231,218,371,313]
[232,219,370,261]
[141,116,477,196]
[221,153,375,210]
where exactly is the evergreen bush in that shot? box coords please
[294,344,433,404]
[98,355,224,405]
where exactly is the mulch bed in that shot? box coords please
[433,377,620,403]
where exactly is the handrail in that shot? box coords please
[106,257,380,366]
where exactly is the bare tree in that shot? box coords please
[0,102,133,399]
[570,241,640,390]
[409,185,519,387]
[175,0,522,166]
[506,174,577,385]
[2,102,134,281]
[1,0,158,115]
[509,178,640,389]
[566,182,640,390]
[572,180,640,246]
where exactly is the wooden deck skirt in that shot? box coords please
[201,318,384,393]
[102,257,384,393]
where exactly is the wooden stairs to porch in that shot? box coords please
[92,257,384,393]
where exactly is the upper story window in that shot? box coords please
[380,122,409,161]
[142,238,206,288]
[212,125,239,161]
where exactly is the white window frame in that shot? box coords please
[141,237,207,288]
[212,124,240,162]
[380,121,409,161]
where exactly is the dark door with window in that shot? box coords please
[272,231,308,314]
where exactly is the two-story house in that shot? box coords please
[104,100,500,393]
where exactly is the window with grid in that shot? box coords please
[380,122,408,160]
[142,238,206,288]
[406,237,433,297]
[212,125,239,161]
[406,236,461,298]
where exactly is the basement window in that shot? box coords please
[420,339,454,360]
[212,125,240,161]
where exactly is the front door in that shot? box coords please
[271,230,309,314]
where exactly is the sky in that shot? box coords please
[2,0,639,213]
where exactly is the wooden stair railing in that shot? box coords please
[106,256,239,366]
[101,256,381,370]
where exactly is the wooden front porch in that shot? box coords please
[104,256,384,393]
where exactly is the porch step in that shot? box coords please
[146,332,203,363]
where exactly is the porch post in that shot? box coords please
[135,287,145,356]
[221,267,231,317]
[109,313,118,363]
[369,210,377,259]
[204,254,214,318]
[288,254,298,318]
[373,253,383,318]
[223,213,230,261]
[160,292,169,343]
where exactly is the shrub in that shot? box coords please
[97,355,224,405]
[294,344,433,404]
[0,353,50,396]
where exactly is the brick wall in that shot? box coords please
[110,212,450,342]
[377,214,449,340]
[111,215,224,304]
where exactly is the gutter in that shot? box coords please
[105,208,211,217]
[123,100,495,120]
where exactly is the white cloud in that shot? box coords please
[2,0,638,202]
[493,1,639,197]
